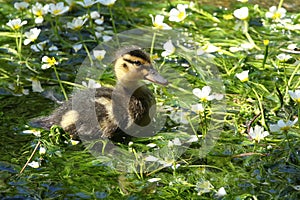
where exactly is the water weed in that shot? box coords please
[0,0,299,199]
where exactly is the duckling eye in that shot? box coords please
[133,61,142,66]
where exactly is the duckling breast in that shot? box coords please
[112,85,156,136]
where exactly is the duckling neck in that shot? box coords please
[117,80,143,92]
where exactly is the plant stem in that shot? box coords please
[109,6,119,47]
[252,88,266,128]
[150,31,157,58]
[79,33,94,66]
[20,140,41,174]
[243,20,260,50]
[262,43,269,69]
[53,66,68,101]
[298,103,300,128]
[278,0,284,9]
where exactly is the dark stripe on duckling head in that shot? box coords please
[123,58,142,66]
[127,50,150,63]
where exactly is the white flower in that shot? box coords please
[212,93,224,100]
[90,12,104,25]
[249,125,269,142]
[187,135,199,143]
[14,2,29,11]
[169,4,188,22]
[196,180,214,196]
[216,187,227,197]
[265,6,286,21]
[41,56,58,69]
[168,138,182,147]
[191,103,204,114]
[97,0,117,6]
[72,44,83,52]
[8,84,29,96]
[255,54,265,60]
[103,35,112,42]
[6,18,27,30]
[24,28,41,45]
[95,17,104,25]
[150,14,172,30]
[233,7,249,20]
[240,43,255,50]
[145,155,160,162]
[193,86,215,102]
[31,41,48,52]
[82,79,101,88]
[236,70,249,82]
[289,90,300,103]
[197,44,220,58]
[145,155,179,169]
[91,11,100,19]
[229,46,243,52]
[49,45,58,51]
[39,147,46,155]
[93,50,106,60]
[22,130,41,137]
[237,0,248,2]
[270,118,298,132]
[67,17,87,31]
[276,53,292,62]
[146,143,157,148]
[31,3,49,24]
[161,40,175,57]
[65,0,76,6]
[77,0,97,7]
[70,139,80,145]
[287,44,298,50]
[203,43,220,53]
[30,78,44,92]
[28,161,40,168]
[148,178,161,183]
[169,109,189,124]
[49,2,69,16]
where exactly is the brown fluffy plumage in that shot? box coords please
[31,47,168,142]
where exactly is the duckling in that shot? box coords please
[32,47,168,142]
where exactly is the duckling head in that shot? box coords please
[114,48,168,87]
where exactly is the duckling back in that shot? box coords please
[31,85,156,141]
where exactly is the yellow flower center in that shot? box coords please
[280,126,290,131]
[13,24,21,30]
[53,9,61,15]
[272,12,281,20]
[36,10,43,17]
[47,57,57,66]
[178,11,185,20]
[153,23,163,29]
[223,14,234,20]
[241,77,249,82]
[96,55,104,61]
[263,40,269,46]
[200,97,208,102]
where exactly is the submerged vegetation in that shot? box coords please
[1,0,299,199]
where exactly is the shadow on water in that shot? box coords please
[0,93,114,199]
[0,93,54,196]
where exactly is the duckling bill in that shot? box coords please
[32,47,168,142]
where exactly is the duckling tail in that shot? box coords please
[29,115,57,130]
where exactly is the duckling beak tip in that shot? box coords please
[144,69,168,86]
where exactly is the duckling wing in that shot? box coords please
[30,102,72,131]
[30,88,119,139]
